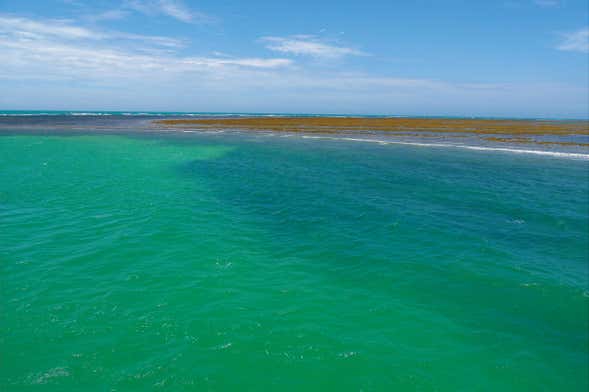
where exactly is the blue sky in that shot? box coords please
[0,0,587,117]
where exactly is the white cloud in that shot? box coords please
[0,15,186,48]
[557,28,589,53]
[0,15,291,82]
[0,15,103,40]
[157,0,193,23]
[0,16,585,117]
[0,16,501,105]
[261,35,366,59]
[124,0,212,23]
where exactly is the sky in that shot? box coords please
[0,0,587,118]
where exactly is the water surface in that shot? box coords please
[1,128,588,390]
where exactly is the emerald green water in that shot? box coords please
[1,132,588,390]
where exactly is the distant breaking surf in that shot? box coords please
[299,135,589,160]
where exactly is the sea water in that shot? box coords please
[1,124,588,390]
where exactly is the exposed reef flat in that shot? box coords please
[155,117,589,136]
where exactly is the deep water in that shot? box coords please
[1,130,588,390]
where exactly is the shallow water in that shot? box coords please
[1,129,588,390]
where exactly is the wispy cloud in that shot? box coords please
[0,15,585,117]
[124,0,213,23]
[0,15,185,48]
[0,16,490,96]
[0,15,291,82]
[261,35,366,59]
[88,9,130,22]
[0,15,103,40]
[557,28,589,53]
[157,0,193,23]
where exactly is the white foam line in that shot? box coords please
[70,113,112,116]
[182,129,225,134]
[300,135,589,160]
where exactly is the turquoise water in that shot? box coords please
[1,131,588,390]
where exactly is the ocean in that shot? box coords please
[1,114,588,390]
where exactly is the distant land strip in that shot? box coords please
[155,117,589,135]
